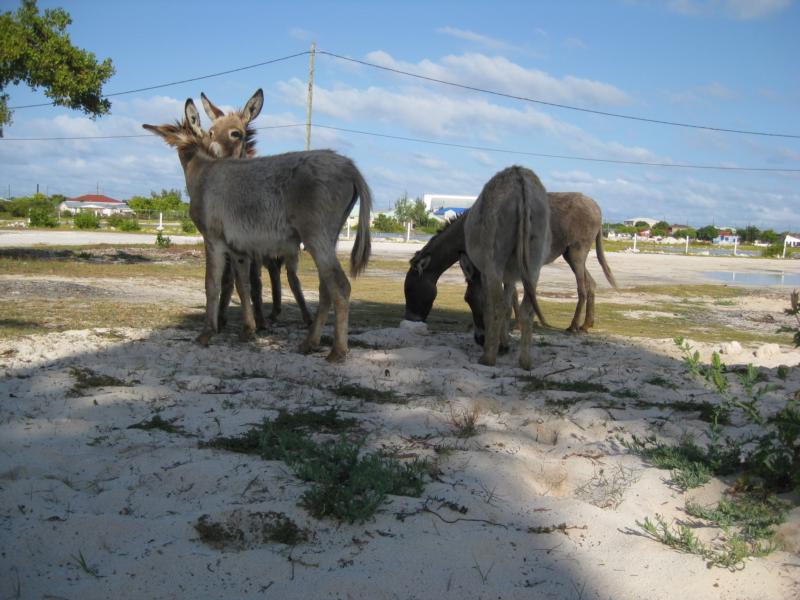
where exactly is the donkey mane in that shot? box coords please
[409,211,468,266]
[244,122,257,157]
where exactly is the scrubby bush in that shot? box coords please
[181,218,197,234]
[28,207,58,228]
[372,213,404,233]
[73,211,100,229]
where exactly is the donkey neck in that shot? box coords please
[423,217,466,278]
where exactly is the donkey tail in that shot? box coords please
[349,166,372,278]
[515,168,537,303]
[594,229,619,290]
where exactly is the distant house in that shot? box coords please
[422,194,477,212]
[623,217,657,228]
[785,234,800,248]
[668,224,690,235]
[58,194,132,216]
[713,230,740,245]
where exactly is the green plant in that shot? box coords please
[28,207,57,227]
[779,289,800,347]
[181,218,197,234]
[73,211,100,229]
[155,231,172,248]
[201,408,429,523]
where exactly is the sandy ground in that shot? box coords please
[2,233,800,599]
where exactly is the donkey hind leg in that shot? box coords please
[499,283,516,354]
[318,260,351,362]
[199,243,228,346]
[264,257,282,324]
[518,287,536,370]
[217,255,234,331]
[478,272,505,367]
[563,249,588,334]
[249,259,267,331]
[580,270,597,332]
[232,255,256,341]
[285,252,312,326]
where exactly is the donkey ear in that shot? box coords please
[415,255,431,276]
[458,253,476,281]
[200,92,224,120]
[241,88,263,123]
[184,99,203,136]
[142,123,181,145]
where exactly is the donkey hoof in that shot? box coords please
[195,331,212,347]
[518,355,532,370]
[565,326,580,334]
[478,354,496,367]
[498,343,510,355]
[298,339,317,355]
[325,348,347,363]
[238,328,255,342]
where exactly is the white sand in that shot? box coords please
[1,239,800,599]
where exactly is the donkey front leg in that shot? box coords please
[232,254,257,341]
[285,253,312,326]
[264,257,282,323]
[319,262,351,363]
[249,259,267,331]
[198,242,228,346]
[217,255,234,331]
[299,279,331,355]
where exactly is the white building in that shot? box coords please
[58,194,132,216]
[422,194,477,212]
[623,217,657,227]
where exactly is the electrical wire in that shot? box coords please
[317,49,800,140]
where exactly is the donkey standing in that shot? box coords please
[404,192,617,333]
[460,166,551,369]
[200,89,312,328]
[143,99,371,362]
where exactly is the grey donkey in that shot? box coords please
[459,166,551,369]
[403,192,618,334]
[143,99,372,362]
[200,89,312,328]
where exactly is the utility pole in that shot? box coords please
[305,42,316,151]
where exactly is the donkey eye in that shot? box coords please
[230,130,242,139]
[209,130,215,138]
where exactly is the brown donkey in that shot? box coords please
[200,89,312,328]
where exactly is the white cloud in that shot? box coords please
[364,50,632,107]
[436,26,515,51]
[666,0,792,19]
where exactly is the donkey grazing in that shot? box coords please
[200,89,312,328]
[143,99,372,362]
[460,166,551,369]
[403,192,617,333]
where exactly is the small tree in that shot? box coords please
[393,194,431,228]
[372,213,404,233]
[760,229,779,244]
[651,220,670,237]
[73,211,99,229]
[695,225,719,241]
[0,0,115,136]
[28,206,57,227]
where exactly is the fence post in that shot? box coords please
[685,236,689,255]
[157,212,164,232]
[633,233,637,253]
[406,221,412,242]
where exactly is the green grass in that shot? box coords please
[330,383,407,404]
[201,408,429,523]
[69,366,132,396]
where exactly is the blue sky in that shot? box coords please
[1,0,798,230]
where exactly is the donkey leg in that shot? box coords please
[250,259,267,331]
[299,267,332,355]
[580,271,597,332]
[217,255,234,331]
[285,253,312,326]
[199,242,227,346]
[232,255,256,341]
[518,288,536,370]
[563,249,587,334]
[265,257,282,323]
[499,283,516,354]
[479,272,504,367]
[320,261,351,363]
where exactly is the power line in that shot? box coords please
[0,124,305,141]
[317,49,800,140]
[310,123,800,173]
[4,121,796,173]
[8,51,310,110]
